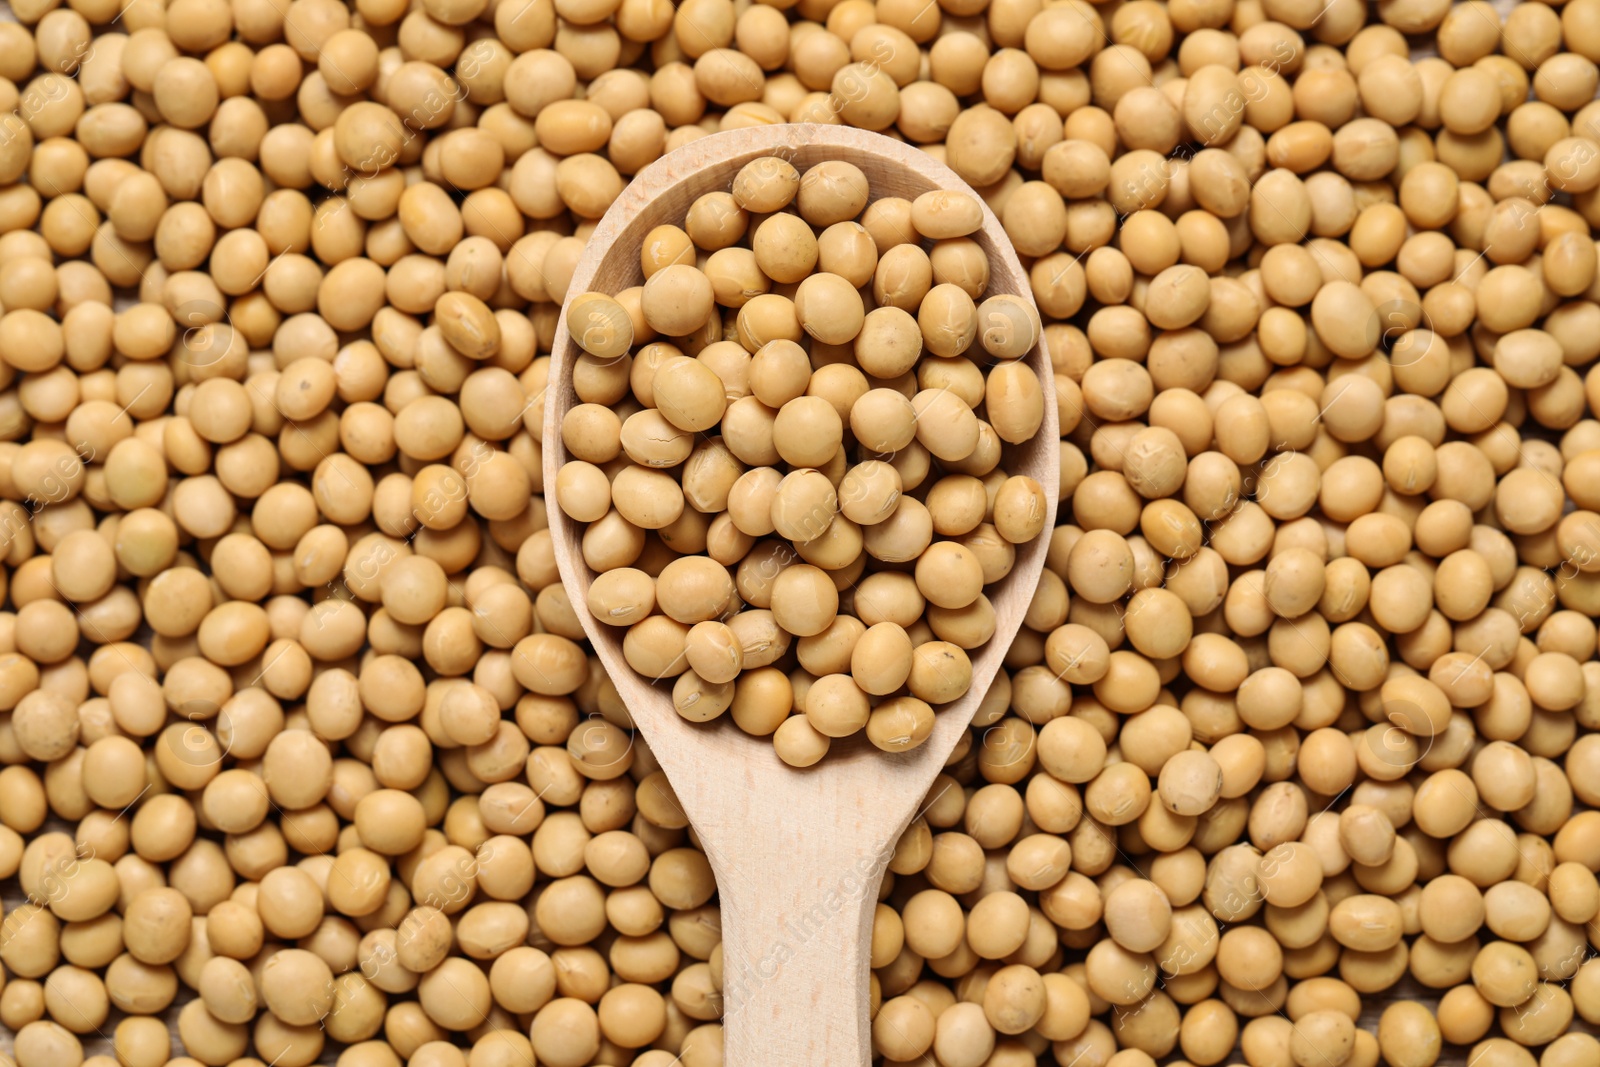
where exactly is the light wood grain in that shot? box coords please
[542,124,1059,1066]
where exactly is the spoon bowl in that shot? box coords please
[543,123,1058,1066]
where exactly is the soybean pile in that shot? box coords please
[557,171,1051,767]
[5,0,1600,1064]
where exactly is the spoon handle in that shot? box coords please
[711,830,893,1066]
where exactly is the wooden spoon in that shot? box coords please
[543,123,1059,1066]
